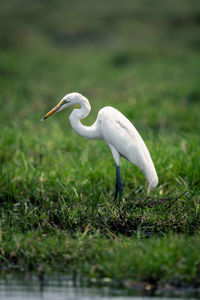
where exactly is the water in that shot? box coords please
[0,273,198,300]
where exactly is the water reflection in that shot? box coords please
[0,273,197,300]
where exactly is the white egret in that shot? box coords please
[41,92,158,203]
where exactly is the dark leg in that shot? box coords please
[114,173,119,201]
[114,165,123,204]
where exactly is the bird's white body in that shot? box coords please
[42,92,158,201]
[68,94,158,188]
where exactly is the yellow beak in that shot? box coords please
[40,100,63,121]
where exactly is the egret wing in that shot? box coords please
[99,107,157,186]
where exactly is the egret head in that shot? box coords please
[40,92,82,121]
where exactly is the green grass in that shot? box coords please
[0,0,200,289]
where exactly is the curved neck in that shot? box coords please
[69,97,101,139]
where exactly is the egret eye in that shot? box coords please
[59,99,70,108]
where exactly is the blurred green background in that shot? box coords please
[1,0,200,128]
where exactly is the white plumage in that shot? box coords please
[41,92,158,202]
